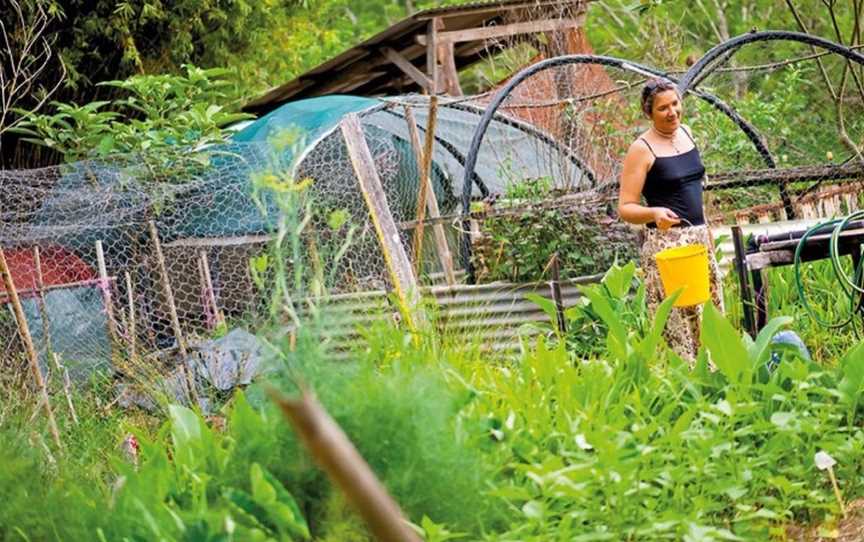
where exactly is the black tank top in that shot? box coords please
[640,129,706,229]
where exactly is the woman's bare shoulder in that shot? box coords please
[626,135,653,157]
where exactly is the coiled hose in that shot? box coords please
[793,210,864,335]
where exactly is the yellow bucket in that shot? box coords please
[654,243,710,307]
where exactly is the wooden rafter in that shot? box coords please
[416,17,584,46]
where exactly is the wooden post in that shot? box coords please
[95,241,120,347]
[124,271,139,365]
[732,225,757,338]
[198,250,225,329]
[439,41,462,96]
[32,247,54,357]
[269,388,422,542]
[0,247,62,448]
[425,18,440,94]
[147,220,187,358]
[340,114,423,330]
[404,104,456,285]
[409,96,441,278]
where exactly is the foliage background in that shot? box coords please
[4,0,857,168]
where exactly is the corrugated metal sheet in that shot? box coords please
[313,273,601,356]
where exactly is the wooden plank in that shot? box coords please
[340,114,423,329]
[439,41,463,96]
[746,251,794,271]
[411,96,439,276]
[0,247,61,448]
[706,162,864,190]
[381,47,434,91]
[165,234,272,248]
[417,18,583,45]
[403,103,456,286]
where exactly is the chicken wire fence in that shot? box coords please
[4,32,864,378]
[0,96,595,378]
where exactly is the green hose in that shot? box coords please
[793,211,864,334]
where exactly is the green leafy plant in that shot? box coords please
[12,65,252,178]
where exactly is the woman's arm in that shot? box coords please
[618,141,681,229]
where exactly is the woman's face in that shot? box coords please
[650,89,682,132]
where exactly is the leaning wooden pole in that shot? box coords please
[410,96,439,276]
[198,250,225,330]
[403,104,456,286]
[341,114,424,331]
[95,240,120,349]
[269,388,422,542]
[0,247,62,448]
[147,220,187,358]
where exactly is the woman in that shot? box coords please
[618,78,724,363]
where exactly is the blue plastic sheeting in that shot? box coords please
[232,95,378,146]
[17,285,110,380]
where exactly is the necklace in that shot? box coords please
[652,126,682,154]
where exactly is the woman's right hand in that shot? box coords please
[652,207,681,230]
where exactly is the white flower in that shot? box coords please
[815,451,837,471]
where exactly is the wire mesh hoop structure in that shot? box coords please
[457,53,775,280]
[458,33,864,282]
[678,30,864,94]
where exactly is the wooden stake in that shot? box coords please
[269,387,421,542]
[549,253,567,334]
[32,247,54,358]
[410,95,439,277]
[198,250,225,329]
[147,221,199,406]
[425,18,440,95]
[124,271,139,365]
[51,353,78,426]
[95,241,120,347]
[147,221,187,358]
[341,114,423,330]
[404,104,456,286]
[0,247,62,448]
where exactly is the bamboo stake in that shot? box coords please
[268,387,421,542]
[147,221,187,358]
[410,95,439,277]
[95,241,120,348]
[32,247,54,360]
[198,250,225,330]
[0,247,62,448]
[124,271,138,365]
[403,104,456,286]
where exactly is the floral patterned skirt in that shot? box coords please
[639,225,725,365]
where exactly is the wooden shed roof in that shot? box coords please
[243,0,591,115]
